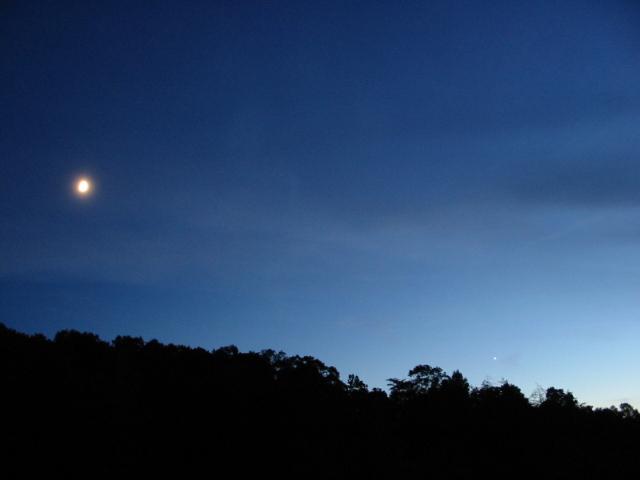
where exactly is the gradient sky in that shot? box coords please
[3,0,640,407]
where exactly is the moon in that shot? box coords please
[76,178,92,196]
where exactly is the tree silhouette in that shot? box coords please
[619,403,640,420]
[388,364,448,401]
[346,374,368,393]
[542,387,579,409]
[2,321,640,476]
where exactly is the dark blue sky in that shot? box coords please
[3,0,640,406]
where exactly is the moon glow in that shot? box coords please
[76,178,92,196]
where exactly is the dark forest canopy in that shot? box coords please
[1,322,639,477]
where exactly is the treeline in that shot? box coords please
[1,322,639,477]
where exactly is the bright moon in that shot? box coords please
[76,178,91,195]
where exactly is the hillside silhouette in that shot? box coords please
[2,322,639,477]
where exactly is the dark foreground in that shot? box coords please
[1,322,638,477]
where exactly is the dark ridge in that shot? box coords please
[1,322,638,477]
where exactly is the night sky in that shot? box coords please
[3,1,640,407]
